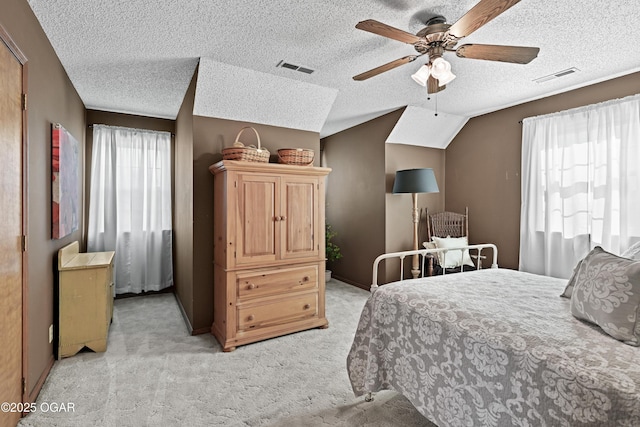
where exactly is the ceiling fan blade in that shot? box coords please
[353,55,420,81]
[448,0,521,39]
[456,44,540,64]
[355,19,422,44]
[427,75,446,94]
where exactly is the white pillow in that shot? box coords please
[621,241,640,261]
[431,236,475,269]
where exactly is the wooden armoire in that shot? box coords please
[209,160,331,351]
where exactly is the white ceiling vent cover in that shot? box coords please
[277,60,315,74]
[533,67,580,83]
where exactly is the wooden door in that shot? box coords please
[234,173,279,265]
[0,33,25,427]
[280,176,319,260]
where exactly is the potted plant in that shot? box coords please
[325,223,342,282]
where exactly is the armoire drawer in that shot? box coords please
[237,293,318,331]
[236,265,318,299]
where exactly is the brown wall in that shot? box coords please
[0,0,86,398]
[321,111,390,288]
[322,108,446,288]
[174,68,197,330]
[446,71,640,270]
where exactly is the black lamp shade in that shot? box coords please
[392,168,439,194]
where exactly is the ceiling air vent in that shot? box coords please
[533,67,579,83]
[276,60,315,74]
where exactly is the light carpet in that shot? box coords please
[18,279,434,427]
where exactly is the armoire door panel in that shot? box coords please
[281,177,319,259]
[235,174,279,265]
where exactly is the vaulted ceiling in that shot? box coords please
[28,1,640,148]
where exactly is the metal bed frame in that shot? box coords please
[370,243,498,292]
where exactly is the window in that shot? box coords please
[520,94,640,278]
[87,125,173,294]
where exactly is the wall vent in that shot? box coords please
[533,67,579,83]
[276,60,315,74]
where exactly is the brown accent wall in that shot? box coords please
[322,108,446,288]
[0,0,86,399]
[321,112,390,289]
[174,68,197,330]
[446,72,640,270]
[86,110,175,132]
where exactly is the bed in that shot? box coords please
[347,246,640,426]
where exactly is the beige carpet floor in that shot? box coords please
[18,279,435,427]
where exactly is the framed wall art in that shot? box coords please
[52,123,79,239]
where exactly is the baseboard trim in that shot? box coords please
[172,293,211,336]
[332,274,369,291]
[27,354,54,403]
[173,293,195,335]
[191,326,210,335]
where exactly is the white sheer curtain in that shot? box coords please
[520,94,640,278]
[88,125,173,294]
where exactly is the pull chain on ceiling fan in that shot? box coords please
[352,0,540,94]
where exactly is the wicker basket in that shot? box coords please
[277,148,315,166]
[222,127,270,163]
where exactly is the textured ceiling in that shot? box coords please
[387,107,468,149]
[194,58,338,133]
[28,1,640,147]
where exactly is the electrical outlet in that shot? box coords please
[49,324,53,343]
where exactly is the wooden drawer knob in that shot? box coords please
[303,304,311,310]
[302,276,309,282]
[280,216,286,221]
[248,315,255,321]
[247,283,256,290]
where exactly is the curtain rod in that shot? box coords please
[88,124,175,137]
[518,93,640,126]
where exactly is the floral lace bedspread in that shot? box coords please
[347,269,640,426]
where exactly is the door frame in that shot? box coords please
[0,23,29,405]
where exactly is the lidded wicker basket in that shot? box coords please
[222,127,270,163]
[277,148,315,166]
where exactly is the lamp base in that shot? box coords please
[411,193,420,279]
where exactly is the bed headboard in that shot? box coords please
[371,243,498,292]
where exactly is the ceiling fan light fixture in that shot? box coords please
[437,71,456,86]
[411,64,431,87]
[429,57,451,79]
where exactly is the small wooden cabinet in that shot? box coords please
[57,241,115,359]
[209,160,331,351]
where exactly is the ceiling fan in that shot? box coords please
[353,0,540,94]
